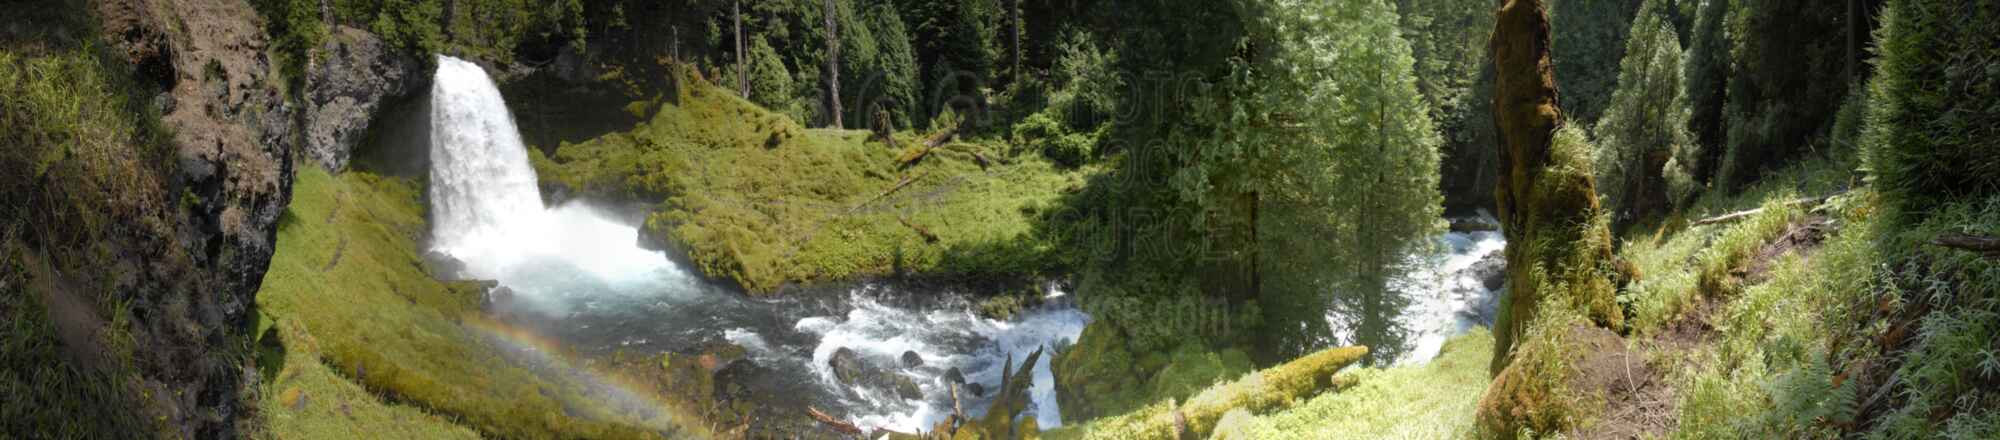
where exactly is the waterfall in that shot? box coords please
[426,55,681,286]
[428,55,546,272]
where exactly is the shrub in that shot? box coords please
[1864,0,2000,225]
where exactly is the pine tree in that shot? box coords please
[1594,0,1693,228]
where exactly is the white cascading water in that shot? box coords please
[427,55,682,285]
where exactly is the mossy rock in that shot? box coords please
[1052,322,1146,423]
[1148,344,1254,404]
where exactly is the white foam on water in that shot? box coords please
[1327,224,1507,366]
[796,288,1090,433]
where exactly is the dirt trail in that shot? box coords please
[1568,216,1834,439]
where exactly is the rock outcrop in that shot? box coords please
[83,0,298,436]
[304,26,427,171]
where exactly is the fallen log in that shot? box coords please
[1067,346,1368,440]
[807,406,864,436]
[848,173,927,214]
[896,121,962,168]
[1691,193,1842,226]
[1930,234,2000,258]
[900,217,939,243]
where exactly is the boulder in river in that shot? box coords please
[900,350,924,369]
[943,367,966,386]
[420,250,467,280]
[966,382,986,397]
[893,376,923,400]
[829,347,866,386]
[1470,250,1507,292]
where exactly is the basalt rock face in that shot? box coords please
[1486,0,1622,373]
[303,26,428,172]
[90,0,297,436]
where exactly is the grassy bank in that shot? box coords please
[255,167,709,439]
[534,65,1085,294]
[1047,330,1491,439]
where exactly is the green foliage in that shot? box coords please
[746,35,795,111]
[1548,0,1644,126]
[0,44,175,264]
[535,66,1080,293]
[1067,0,1443,362]
[1595,0,1695,226]
[1147,345,1254,404]
[1190,329,1494,439]
[0,243,149,439]
[1666,192,1878,439]
[1051,345,1369,440]
[1863,0,2000,226]
[1679,0,1730,186]
[1714,0,1853,191]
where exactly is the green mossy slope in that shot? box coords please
[534,66,1084,293]
[256,167,703,439]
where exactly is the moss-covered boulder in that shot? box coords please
[1062,346,1369,440]
[1052,322,1147,423]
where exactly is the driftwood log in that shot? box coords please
[807,406,863,436]
[1691,193,1843,226]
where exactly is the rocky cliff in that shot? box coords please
[1,0,297,435]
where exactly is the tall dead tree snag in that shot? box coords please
[735,0,748,99]
[824,0,843,128]
[1486,0,1624,374]
[1478,0,1628,437]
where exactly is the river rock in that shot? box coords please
[1470,250,1507,292]
[900,351,924,369]
[966,382,986,398]
[943,367,966,386]
[304,26,428,172]
[421,250,467,280]
[893,376,923,400]
[829,347,866,386]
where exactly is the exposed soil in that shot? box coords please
[1570,215,1838,439]
[1742,215,1834,285]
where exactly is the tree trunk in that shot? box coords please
[735,0,747,99]
[1007,0,1022,85]
[825,0,843,128]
